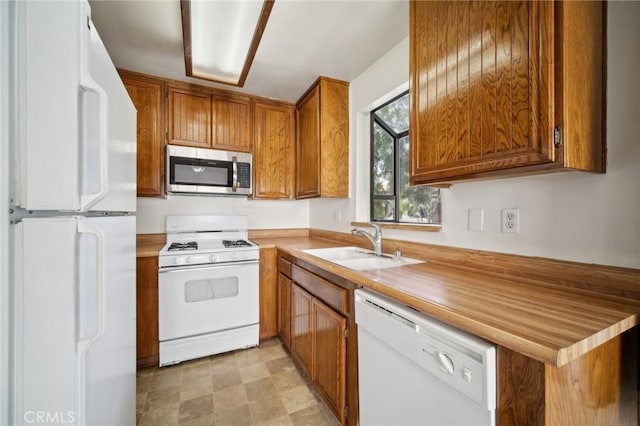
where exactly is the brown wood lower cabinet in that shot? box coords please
[278,253,355,426]
[136,256,159,368]
[259,247,278,340]
[291,283,314,375]
[277,273,292,348]
[312,299,347,419]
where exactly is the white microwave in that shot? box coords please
[166,145,252,196]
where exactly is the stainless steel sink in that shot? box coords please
[302,246,424,271]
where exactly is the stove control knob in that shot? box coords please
[175,257,186,265]
[209,254,218,262]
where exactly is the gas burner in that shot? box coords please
[222,239,252,248]
[168,241,198,251]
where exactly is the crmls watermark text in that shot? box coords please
[24,411,75,424]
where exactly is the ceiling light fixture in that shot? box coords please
[181,0,274,87]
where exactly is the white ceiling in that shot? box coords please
[89,0,409,103]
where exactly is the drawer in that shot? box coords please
[278,257,292,278]
[292,265,348,315]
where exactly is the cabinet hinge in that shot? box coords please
[553,126,562,148]
[344,405,348,420]
[166,131,169,143]
[344,326,348,339]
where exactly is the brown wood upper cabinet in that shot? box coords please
[167,87,252,152]
[253,101,296,199]
[409,1,605,185]
[296,77,349,198]
[121,73,165,197]
[167,87,211,148]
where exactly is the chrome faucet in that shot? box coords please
[351,223,383,256]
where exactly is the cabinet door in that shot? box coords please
[296,85,321,198]
[122,77,164,197]
[211,95,252,152]
[277,273,292,349]
[136,256,159,367]
[254,102,295,199]
[167,88,212,148]
[312,299,347,423]
[291,283,313,376]
[259,247,278,340]
[318,78,349,197]
[409,1,554,184]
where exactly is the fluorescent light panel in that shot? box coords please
[181,0,274,87]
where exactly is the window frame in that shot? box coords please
[369,90,409,223]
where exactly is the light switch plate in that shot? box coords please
[467,208,484,232]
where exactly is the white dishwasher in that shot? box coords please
[355,289,496,426]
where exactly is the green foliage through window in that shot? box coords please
[370,92,441,224]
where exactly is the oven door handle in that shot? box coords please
[159,259,259,273]
[231,156,238,192]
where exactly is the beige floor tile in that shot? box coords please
[289,405,330,426]
[213,384,248,411]
[271,370,305,393]
[235,350,264,367]
[265,357,296,376]
[260,338,281,348]
[178,394,214,424]
[182,361,212,381]
[239,362,270,383]
[260,344,287,362]
[244,377,277,402]
[179,413,215,426]
[210,356,238,376]
[215,403,254,426]
[137,375,152,393]
[137,366,157,378]
[137,392,148,414]
[146,385,181,411]
[180,377,214,402]
[278,385,316,414]
[151,368,183,390]
[211,369,242,392]
[139,402,179,426]
[249,395,287,425]
[256,415,293,426]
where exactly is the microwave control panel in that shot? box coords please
[238,163,251,188]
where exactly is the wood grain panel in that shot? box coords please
[319,78,349,198]
[495,1,512,153]
[277,256,292,278]
[558,1,605,172]
[168,88,211,148]
[291,283,314,376]
[253,101,295,199]
[277,273,292,349]
[456,1,470,161]
[409,1,557,185]
[259,247,278,340]
[292,265,348,315]
[296,85,320,198]
[312,299,346,424]
[136,256,159,368]
[211,94,252,152]
[497,346,545,425]
[121,76,165,197]
[136,233,166,257]
[545,335,621,425]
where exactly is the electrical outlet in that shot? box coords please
[501,208,519,233]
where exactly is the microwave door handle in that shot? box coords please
[232,156,238,192]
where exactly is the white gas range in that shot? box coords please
[158,215,259,366]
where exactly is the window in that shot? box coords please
[370,91,441,224]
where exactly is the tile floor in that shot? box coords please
[136,338,340,426]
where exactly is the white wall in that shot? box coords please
[310,2,640,269]
[137,196,310,233]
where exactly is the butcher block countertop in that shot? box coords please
[252,235,640,367]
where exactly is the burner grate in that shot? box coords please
[168,241,198,251]
[222,239,252,248]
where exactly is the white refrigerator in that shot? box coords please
[7,1,137,425]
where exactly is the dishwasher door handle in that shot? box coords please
[360,298,417,330]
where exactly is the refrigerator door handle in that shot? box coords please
[76,218,106,424]
[79,17,108,211]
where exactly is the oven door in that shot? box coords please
[158,261,259,341]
